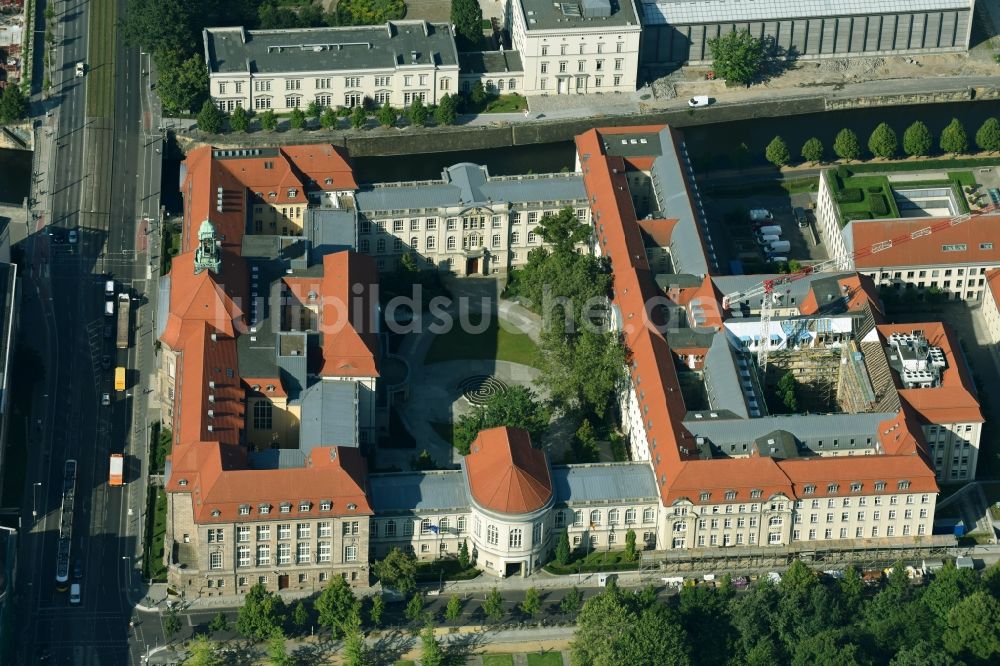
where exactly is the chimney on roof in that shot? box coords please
[411,50,418,63]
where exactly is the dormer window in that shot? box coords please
[827,484,839,494]
[803,484,816,495]
[699,492,710,502]
[287,188,297,198]
[178,479,188,487]
[347,503,357,511]
[299,501,311,512]
[724,491,737,501]
[897,480,910,490]
[239,505,251,515]
[268,192,277,198]
[280,502,292,513]
[320,500,332,511]
[850,483,862,492]
[211,509,221,517]
[259,504,271,515]
[324,178,333,185]
[266,385,275,392]
[875,481,886,491]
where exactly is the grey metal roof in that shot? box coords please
[752,429,799,459]
[205,22,459,75]
[651,130,710,276]
[355,163,587,212]
[298,380,359,450]
[249,448,309,469]
[305,208,356,262]
[639,0,971,26]
[458,50,524,74]
[369,471,468,513]
[602,132,662,157]
[703,333,749,418]
[552,463,658,504]
[156,275,171,340]
[684,412,896,454]
[518,0,641,31]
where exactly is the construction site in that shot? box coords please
[0,0,24,91]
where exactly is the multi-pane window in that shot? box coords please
[386,520,397,537]
[257,525,270,541]
[487,524,499,546]
[316,78,331,89]
[344,76,361,88]
[237,546,251,567]
[237,526,250,542]
[590,510,602,526]
[278,524,291,540]
[345,546,358,562]
[297,543,311,564]
[608,509,619,525]
[573,510,583,526]
[278,543,291,564]
[533,522,542,544]
[253,401,273,429]
[319,522,332,538]
[207,529,224,543]
[210,552,222,569]
[426,236,436,250]
[298,524,311,539]
[256,545,270,566]
[285,79,301,90]
[509,528,522,548]
[318,542,331,562]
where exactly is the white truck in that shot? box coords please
[768,240,791,253]
[749,209,773,222]
[757,234,780,245]
[756,225,782,236]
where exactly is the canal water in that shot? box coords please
[351,100,1000,182]
[0,148,31,205]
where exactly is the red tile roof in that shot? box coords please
[849,213,1000,269]
[577,125,938,507]
[465,427,552,514]
[159,251,246,350]
[319,251,379,378]
[876,322,983,425]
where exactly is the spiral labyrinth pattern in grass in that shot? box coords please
[458,375,509,406]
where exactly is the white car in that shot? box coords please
[104,279,115,296]
[69,583,81,604]
[75,62,85,77]
[687,96,710,107]
[101,392,111,406]
[68,229,78,244]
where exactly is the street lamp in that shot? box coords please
[32,482,42,520]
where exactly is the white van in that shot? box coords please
[69,583,81,604]
[687,95,710,107]
[104,279,115,296]
[749,209,773,222]
[104,300,115,317]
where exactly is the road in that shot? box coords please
[16,0,162,663]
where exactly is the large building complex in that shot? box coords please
[638,0,976,73]
[161,130,972,598]
[203,22,460,113]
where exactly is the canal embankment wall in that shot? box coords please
[176,85,1000,158]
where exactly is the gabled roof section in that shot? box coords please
[876,322,983,425]
[319,251,379,377]
[465,427,552,514]
[848,214,1000,269]
[665,457,793,506]
[160,252,245,350]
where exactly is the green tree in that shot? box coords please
[435,93,458,125]
[229,105,250,133]
[408,96,428,127]
[570,418,600,463]
[342,624,368,666]
[236,583,286,641]
[922,563,984,627]
[377,102,398,127]
[289,107,306,131]
[451,0,483,49]
[315,576,360,638]
[453,385,549,455]
[320,106,337,129]
[373,547,418,595]
[351,105,367,129]
[624,528,637,562]
[975,117,1000,153]
[120,0,199,55]
[536,206,591,254]
[838,566,865,615]
[163,609,183,642]
[521,587,542,617]
[540,328,626,418]
[483,587,504,621]
[445,594,463,621]
[765,135,791,167]
[368,594,384,628]
[292,600,310,631]
[833,128,861,161]
[890,642,963,666]
[306,100,321,121]
[207,611,229,634]
[939,118,968,154]
[458,540,470,568]
[555,530,571,565]
[152,51,207,116]
[196,100,225,134]
[260,109,278,132]
[572,589,691,666]
[790,629,866,666]
[801,137,824,164]
[420,622,445,666]
[404,592,425,623]
[470,81,487,105]
[943,591,1000,660]
[707,30,766,85]
[868,122,898,158]
[337,0,406,25]
[184,634,223,666]
[561,586,584,615]
[266,628,294,666]
[903,121,933,157]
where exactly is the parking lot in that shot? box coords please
[701,183,828,274]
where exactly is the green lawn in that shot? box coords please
[415,558,480,582]
[483,656,515,666]
[830,173,900,224]
[527,653,565,666]
[144,487,168,581]
[544,549,639,575]
[484,94,527,113]
[424,312,540,366]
